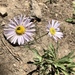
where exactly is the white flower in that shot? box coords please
[4,15,35,45]
[46,20,63,42]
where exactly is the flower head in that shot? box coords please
[46,20,63,42]
[4,15,35,45]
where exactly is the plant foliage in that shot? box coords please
[31,44,75,75]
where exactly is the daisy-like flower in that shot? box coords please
[4,15,35,45]
[46,20,63,42]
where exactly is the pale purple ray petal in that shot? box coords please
[20,36,24,44]
[13,36,18,44]
[54,21,60,29]
[26,34,32,40]
[9,24,16,29]
[23,18,31,26]
[13,17,19,25]
[55,32,63,36]
[9,19,17,26]
[47,21,51,28]
[23,34,29,42]
[8,24,16,28]
[27,24,35,28]
[25,32,33,36]
[22,15,27,21]
[11,35,18,44]
[55,32,63,39]
[4,30,15,35]
[5,31,15,36]
[56,28,60,31]
[27,35,32,41]
[26,29,36,32]
[19,15,27,25]
[7,33,16,40]
[48,32,52,37]
[4,28,14,31]
[9,36,14,43]
[24,22,33,27]
[26,18,31,23]
[53,36,58,42]
[46,29,49,32]
[22,19,28,26]
[18,36,22,45]
[18,15,23,24]
[52,20,55,27]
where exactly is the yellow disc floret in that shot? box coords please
[15,25,26,35]
[50,27,56,35]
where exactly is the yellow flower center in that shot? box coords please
[50,27,56,35]
[15,25,26,35]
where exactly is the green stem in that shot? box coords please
[35,32,48,41]
[55,41,59,59]
[27,32,48,46]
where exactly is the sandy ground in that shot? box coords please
[0,0,75,75]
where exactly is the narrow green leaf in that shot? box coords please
[56,69,60,75]
[48,44,56,58]
[32,49,42,62]
[54,63,66,71]
[57,51,74,63]
[67,63,75,68]
[61,69,69,75]
[66,18,73,23]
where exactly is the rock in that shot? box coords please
[0,6,7,17]
[30,0,42,18]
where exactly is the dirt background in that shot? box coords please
[0,0,75,75]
